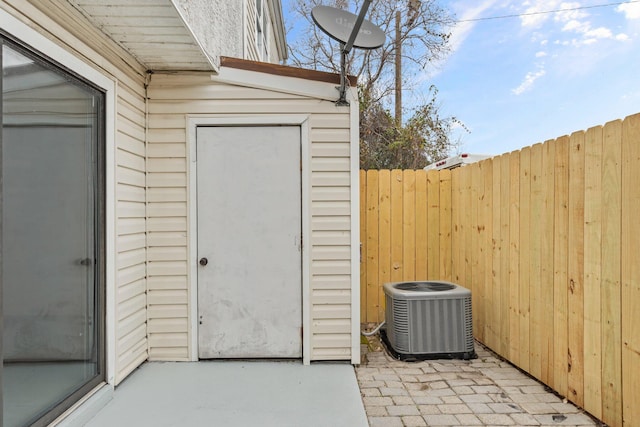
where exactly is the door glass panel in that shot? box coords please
[2,42,103,427]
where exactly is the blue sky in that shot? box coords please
[282,1,640,156]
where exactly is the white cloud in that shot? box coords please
[555,10,618,46]
[448,0,500,54]
[562,19,589,33]
[616,33,630,41]
[520,0,559,28]
[512,68,546,95]
[617,1,640,20]
[535,51,548,57]
[585,27,613,39]
[553,2,588,23]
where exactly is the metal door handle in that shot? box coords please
[199,257,208,266]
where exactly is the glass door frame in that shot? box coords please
[1,36,4,427]
[1,32,107,427]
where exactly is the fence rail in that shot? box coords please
[359,113,640,427]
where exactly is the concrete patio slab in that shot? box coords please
[85,360,368,427]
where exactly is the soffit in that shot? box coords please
[67,0,215,71]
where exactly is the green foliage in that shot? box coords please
[359,85,466,169]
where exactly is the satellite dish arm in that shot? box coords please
[337,43,349,106]
[343,0,372,54]
[337,0,372,105]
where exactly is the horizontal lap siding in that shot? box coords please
[116,84,148,382]
[4,0,149,384]
[146,73,354,361]
[309,117,352,360]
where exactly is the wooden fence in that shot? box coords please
[359,113,640,427]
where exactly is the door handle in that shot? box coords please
[199,257,208,266]
[78,258,93,266]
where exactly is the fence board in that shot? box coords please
[451,170,462,283]
[519,146,531,372]
[498,155,510,357]
[621,113,640,427]
[529,143,543,380]
[491,157,503,354]
[415,170,428,280]
[541,140,556,385]
[583,125,603,419]
[403,170,416,281]
[365,170,379,323]
[439,170,452,282]
[482,160,493,349]
[378,170,391,322]
[471,163,481,338]
[553,136,570,396]
[601,120,622,426]
[390,170,404,284]
[427,170,440,279]
[568,131,585,407]
[509,151,521,365]
[461,166,472,294]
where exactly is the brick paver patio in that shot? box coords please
[356,338,602,427]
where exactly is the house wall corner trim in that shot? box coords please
[349,87,361,365]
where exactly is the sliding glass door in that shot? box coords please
[1,36,105,427]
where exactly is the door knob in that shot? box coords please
[199,257,208,266]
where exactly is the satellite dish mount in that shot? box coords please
[311,2,386,106]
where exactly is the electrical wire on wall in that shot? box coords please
[361,321,385,337]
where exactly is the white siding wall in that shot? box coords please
[146,72,355,361]
[2,0,148,384]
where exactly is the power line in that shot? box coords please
[456,0,640,23]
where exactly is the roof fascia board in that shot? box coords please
[212,66,344,102]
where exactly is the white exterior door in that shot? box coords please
[196,126,302,358]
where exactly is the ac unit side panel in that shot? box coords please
[464,297,474,351]
[407,297,471,354]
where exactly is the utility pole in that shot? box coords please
[395,10,402,127]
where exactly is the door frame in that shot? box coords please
[187,115,312,364]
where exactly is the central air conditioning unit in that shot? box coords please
[382,281,475,360]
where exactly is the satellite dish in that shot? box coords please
[312,5,385,50]
[311,2,385,105]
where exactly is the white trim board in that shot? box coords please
[212,67,347,103]
[348,86,361,365]
[187,115,312,365]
